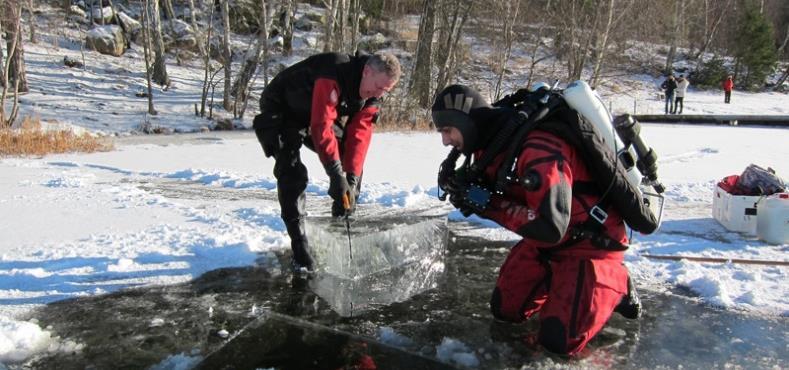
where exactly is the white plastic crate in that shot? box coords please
[712,185,760,234]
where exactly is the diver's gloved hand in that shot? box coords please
[326,160,351,202]
[444,176,476,217]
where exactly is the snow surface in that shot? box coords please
[1,2,788,365]
[2,125,787,364]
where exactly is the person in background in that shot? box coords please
[253,51,401,274]
[431,84,641,356]
[722,75,734,104]
[674,74,689,114]
[660,75,677,114]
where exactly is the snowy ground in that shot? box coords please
[1,3,788,365]
[1,124,788,363]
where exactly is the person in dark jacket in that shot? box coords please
[253,51,401,273]
[660,75,677,114]
[432,84,641,356]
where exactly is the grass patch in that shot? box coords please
[0,116,114,156]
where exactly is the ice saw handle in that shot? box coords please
[342,192,351,211]
[342,191,353,261]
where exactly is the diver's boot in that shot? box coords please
[286,219,314,275]
[614,274,642,320]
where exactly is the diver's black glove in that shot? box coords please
[444,171,485,218]
[327,161,359,217]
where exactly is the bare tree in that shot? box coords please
[493,0,520,100]
[232,0,275,118]
[434,0,473,94]
[691,0,734,63]
[0,0,25,126]
[187,0,207,60]
[199,0,216,117]
[26,0,35,43]
[221,0,232,111]
[141,0,157,115]
[281,0,294,55]
[148,0,170,86]
[663,0,683,74]
[334,0,346,52]
[590,0,634,87]
[408,0,436,108]
[323,0,338,52]
[349,0,361,53]
[162,0,176,20]
[3,0,28,93]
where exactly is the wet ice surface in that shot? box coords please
[21,216,788,369]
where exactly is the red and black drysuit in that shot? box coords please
[477,128,630,356]
[253,52,379,268]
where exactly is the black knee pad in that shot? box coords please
[538,316,569,355]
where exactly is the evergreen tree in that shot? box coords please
[734,1,778,90]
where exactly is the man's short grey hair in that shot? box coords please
[366,52,401,81]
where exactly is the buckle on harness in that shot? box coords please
[589,206,608,224]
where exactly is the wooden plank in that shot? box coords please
[642,254,789,266]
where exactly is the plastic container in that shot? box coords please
[756,193,789,244]
[712,185,760,234]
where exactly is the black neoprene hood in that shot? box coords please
[432,85,491,153]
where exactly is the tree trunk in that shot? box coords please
[493,0,520,101]
[408,0,435,108]
[335,0,346,52]
[187,0,207,60]
[435,0,472,96]
[349,0,361,53]
[281,0,294,55]
[4,0,28,94]
[162,0,176,20]
[199,0,216,117]
[141,0,157,115]
[664,0,681,74]
[589,0,615,87]
[26,0,36,43]
[777,24,789,55]
[693,0,733,63]
[221,0,232,111]
[232,0,273,117]
[149,0,170,86]
[323,0,337,52]
[772,64,789,91]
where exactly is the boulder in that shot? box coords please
[358,32,389,51]
[116,11,141,43]
[90,6,115,24]
[86,25,126,57]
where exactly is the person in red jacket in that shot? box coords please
[722,75,734,104]
[432,85,640,356]
[253,52,400,273]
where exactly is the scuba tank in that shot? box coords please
[562,80,665,229]
[563,80,642,189]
